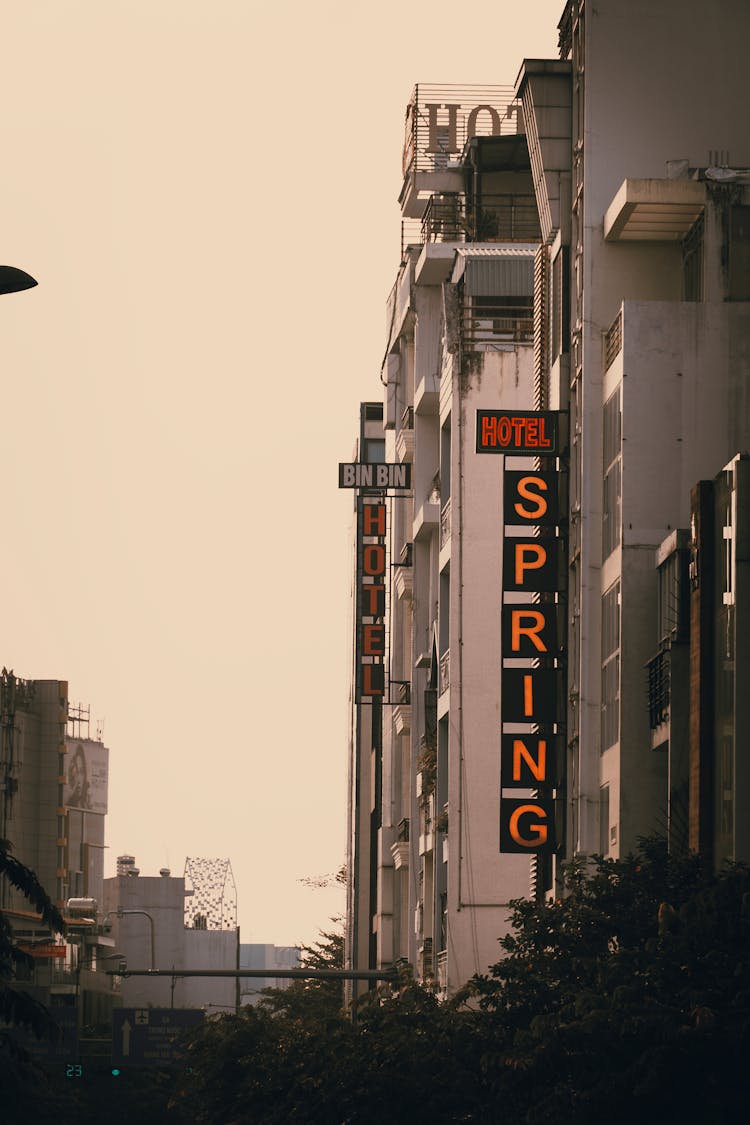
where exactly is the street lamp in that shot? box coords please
[0,265,37,295]
[101,909,155,971]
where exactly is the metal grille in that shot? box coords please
[462,296,533,346]
[646,649,671,729]
[421,193,540,244]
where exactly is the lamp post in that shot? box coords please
[0,265,37,295]
[101,908,156,971]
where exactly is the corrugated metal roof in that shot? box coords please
[459,254,535,296]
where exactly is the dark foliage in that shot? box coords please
[171,841,750,1123]
[465,839,750,1122]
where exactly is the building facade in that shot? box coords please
[346,87,551,997]
[517,0,750,873]
[0,672,116,1044]
[346,0,750,999]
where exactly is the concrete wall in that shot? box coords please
[445,344,535,988]
[103,872,238,1011]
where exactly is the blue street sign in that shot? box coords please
[112,1007,204,1067]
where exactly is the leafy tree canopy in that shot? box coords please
[168,841,750,1123]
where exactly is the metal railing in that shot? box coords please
[440,498,451,548]
[439,650,450,695]
[421,193,540,244]
[462,298,534,345]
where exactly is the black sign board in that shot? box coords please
[112,1008,204,1068]
[500,797,556,853]
[502,603,558,658]
[476,410,559,455]
[501,667,559,726]
[501,734,557,789]
[503,470,559,526]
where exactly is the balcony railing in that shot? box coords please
[439,649,450,695]
[440,498,451,548]
[462,297,534,346]
[421,193,540,244]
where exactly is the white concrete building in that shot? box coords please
[346,88,548,997]
[103,856,238,1013]
[517,0,750,870]
[346,0,750,1001]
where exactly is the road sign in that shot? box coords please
[112,1007,204,1067]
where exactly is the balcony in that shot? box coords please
[393,681,412,735]
[421,193,540,245]
[462,295,533,347]
[413,473,441,541]
[440,498,451,550]
[437,949,448,998]
[395,406,415,463]
[393,545,413,602]
[390,817,410,869]
[439,650,450,696]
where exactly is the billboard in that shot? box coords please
[64,737,109,814]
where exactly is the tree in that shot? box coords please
[170,842,750,1123]
[0,837,68,1119]
[465,838,750,1123]
[0,837,65,1038]
[258,923,345,1023]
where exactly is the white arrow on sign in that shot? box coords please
[122,1019,132,1057]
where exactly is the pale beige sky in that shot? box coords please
[0,0,562,945]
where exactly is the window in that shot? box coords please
[602,389,621,560]
[599,785,610,855]
[729,206,750,301]
[601,581,620,751]
[364,438,385,464]
[657,548,689,644]
[682,213,704,301]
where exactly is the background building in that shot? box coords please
[0,671,116,1046]
[347,86,551,997]
[103,855,239,1012]
[238,943,300,1006]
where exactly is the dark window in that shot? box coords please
[729,206,750,301]
[682,213,704,301]
[601,582,620,751]
[602,390,621,560]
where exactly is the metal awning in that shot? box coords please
[451,246,536,293]
[604,178,706,242]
